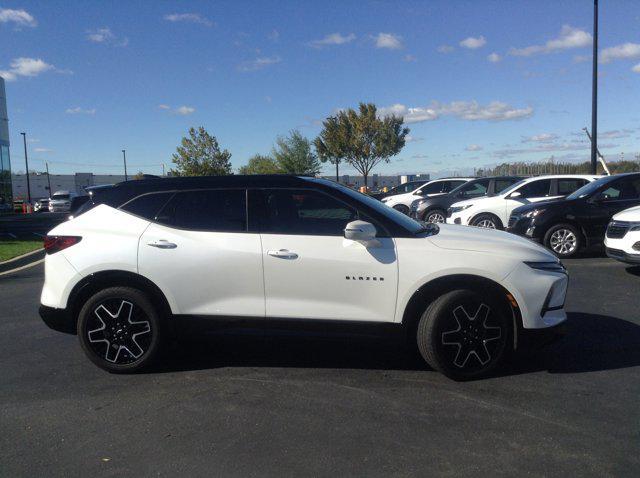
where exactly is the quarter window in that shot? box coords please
[156,189,247,232]
[120,192,174,220]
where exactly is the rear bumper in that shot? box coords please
[606,247,640,264]
[39,305,76,334]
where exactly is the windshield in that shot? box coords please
[309,178,428,234]
[566,177,607,200]
[52,193,70,200]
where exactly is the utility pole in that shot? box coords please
[45,162,52,195]
[20,132,31,203]
[590,0,599,175]
[122,149,128,181]
[162,163,165,176]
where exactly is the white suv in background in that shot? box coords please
[447,175,600,229]
[40,175,568,381]
[605,205,640,264]
[382,177,474,214]
[48,190,77,212]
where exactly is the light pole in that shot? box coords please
[45,162,52,195]
[20,132,31,204]
[590,0,598,175]
[122,149,128,181]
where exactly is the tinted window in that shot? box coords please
[460,180,489,198]
[444,180,466,192]
[516,179,552,198]
[52,193,70,200]
[257,189,358,236]
[558,178,588,195]
[599,177,640,201]
[494,178,518,193]
[156,189,246,232]
[120,192,174,220]
[419,181,445,195]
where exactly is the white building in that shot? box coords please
[321,173,430,190]
[11,172,127,200]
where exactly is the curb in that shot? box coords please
[0,249,46,275]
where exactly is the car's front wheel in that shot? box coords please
[417,289,510,381]
[544,223,581,258]
[425,209,447,223]
[77,287,164,373]
[470,213,503,230]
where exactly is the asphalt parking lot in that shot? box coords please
[1,257,639,477]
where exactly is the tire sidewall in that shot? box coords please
[77,287,163,373]
[471,213,503,230]
[425,209,446,223]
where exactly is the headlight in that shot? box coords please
[629,222,640,232]
[381,197,391,203]
[524,261,566,274]
[449,204,472,214]
[411,198,426,208]
[522,209,545,219]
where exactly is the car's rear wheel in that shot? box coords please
[544,223,581,258]
[425,209,447,223]
[471,213,503,230]
[393,204,410,215]
[77,287,163,373]
[417,289,510,381]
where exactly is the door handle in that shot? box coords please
[267,249,298,259]
[147,240,177,249]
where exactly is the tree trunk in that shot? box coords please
[363,172,368,190]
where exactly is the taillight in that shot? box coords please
[43,236,82,254]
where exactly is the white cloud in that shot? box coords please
[633,63,640,73]
[599,42,640,63]
[460,36,486,49]
[163,13,213,27]
[374,33,403,50]
[494,140,618,159]
[0,7,36,27]
[65,107,96,115]
[487,52,501,63]
[157,104,171,110]
[175,106,195,116]
[34,147,53,153]
[237,55,282,72]
[465,144,483,151]
[437,45,454,53]
[405,135,424,143]
[522,133,559,143]
[379,100,533,123]
[310,32,356,48]
[86,27,128,46]
[0,57,54,82]
[509,25,591,56]
[403,54,417,62]
[268,30,279,41]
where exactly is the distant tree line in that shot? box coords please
[477,159,640,177]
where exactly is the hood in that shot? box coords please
[512,198,577,214]
[613,205,640,221]
[428,223,557,261]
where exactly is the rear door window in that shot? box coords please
[156,189,247,232]
[557,178,588,195]
[516,179,552,199]
[120,192,175,220]
[494,178,519,193]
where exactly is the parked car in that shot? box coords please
[382,177,475,214]
[39,175,568,381]
[605,204,640,264]
[48,190,78,212]
[508,173,640,258]
[370,180,430,200]
[447,175,599,230]
[69,195,90,216]
[34,198,50,213]
[410,176,524,223]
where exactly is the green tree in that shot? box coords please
[272,130,322,176]
[133,171,145,180]
[238,154,281,174]
[170,126,232,176]
[314,103,409,188]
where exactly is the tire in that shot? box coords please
[393,204,410,215]
[77,287,164,373]
[544,223,582,258]
[417,289,510,381]
[470,213,503,230]
[424,209,447,224]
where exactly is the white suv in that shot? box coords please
[48,190,77,212]
[382,178,474,214]
[40,176,568,380]
[447,175,599,229]
[605,205,640,264]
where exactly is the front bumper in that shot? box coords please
[39,305,76,334]
[606,247,640,264]
[506,215,543,242]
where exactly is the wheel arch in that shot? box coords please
[67,270,173,333]
[469,211,504,229]
[401,274,522,350]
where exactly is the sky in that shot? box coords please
[1,0,640,178]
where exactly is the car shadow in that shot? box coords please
[625,266,640,277]
[151,312,640,377]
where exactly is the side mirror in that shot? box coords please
[508,191,522,199]
[344,220,379,246]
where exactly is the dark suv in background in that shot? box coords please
[507,173,640,258]
[410,176,523,223]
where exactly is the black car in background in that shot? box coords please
[507,172,640,258]
[410,176,524,223]
[370,180,429,200]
